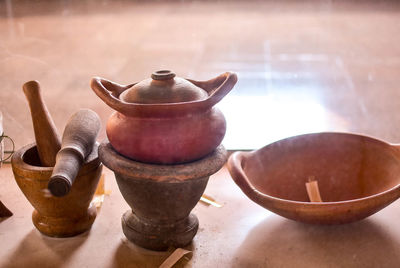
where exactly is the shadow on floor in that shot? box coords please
[0,229,89,268]
[112,237,193,268]
[233,216,400,267]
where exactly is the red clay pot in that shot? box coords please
[91,70,237,164]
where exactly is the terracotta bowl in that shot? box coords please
[227,132,400,224]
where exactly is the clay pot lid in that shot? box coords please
[119,70,208,104]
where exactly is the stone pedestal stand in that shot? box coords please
[99,141,227,251]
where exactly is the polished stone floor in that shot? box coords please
[1,0,400,150]
[1,0,400,267]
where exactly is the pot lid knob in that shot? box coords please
[118,70,208,104]
[151,70,176,81]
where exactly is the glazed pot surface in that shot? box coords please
[106,107,226,164]
[228,132,400,224]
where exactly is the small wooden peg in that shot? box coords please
[159,248,192,268]
[306,176,323,202]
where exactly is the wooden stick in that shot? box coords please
[306,177,323,202]
[159,248,192,268]
[200,194,222,208]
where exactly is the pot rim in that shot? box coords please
[12,142,101,180]
[229,131,400,206]
[99,141,227,182]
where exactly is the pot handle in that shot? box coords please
[227,152,271,205]
[90,77,136,113]
[188,72,238,106]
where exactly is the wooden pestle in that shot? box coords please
[48,109,101,197]
[23,81,61,167]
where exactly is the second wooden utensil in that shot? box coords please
[48,109,101,197]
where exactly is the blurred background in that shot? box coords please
[2,2,400,267]
[1,0,400,150]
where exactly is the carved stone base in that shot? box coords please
[122,210,198,251]
[99,141,227,251]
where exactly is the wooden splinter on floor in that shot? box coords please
[199,194,223,208]
[159,248,192,268]
[306,176,323,202]
[0,200,12,217]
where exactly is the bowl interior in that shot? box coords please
[243,133,400,202]
[22,146,43,167]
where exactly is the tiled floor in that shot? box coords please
[2,0,400,267]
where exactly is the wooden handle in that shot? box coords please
[227,152,259,197]
[23,81,61,167]
[48,109,101,197]
[90,77,135,114]
[188,72,238,107]
[91,73,237,118]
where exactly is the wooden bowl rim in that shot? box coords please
[229,131,400,207]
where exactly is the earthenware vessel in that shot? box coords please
[99,141,227,250]
[228,132,400,224]
[91,70,237,164]
[12,143,102,237]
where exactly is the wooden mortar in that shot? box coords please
[11,143,102,237]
